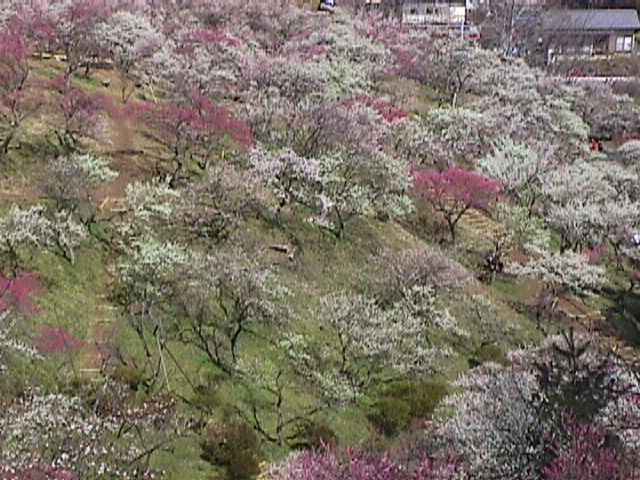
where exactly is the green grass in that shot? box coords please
[153,436,223,480]
[28,246,106,340]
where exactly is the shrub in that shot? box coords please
[201,421,260,480]
[617,140,640,164]
[290,420,338,450]
[366,381,448,436]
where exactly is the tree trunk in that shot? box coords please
[334,207,345,240]
[1,125,17,155]
[0,134,12,155]
[447,218,457,243]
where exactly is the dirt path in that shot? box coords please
[79,287,119,381]
[97,116,143,203]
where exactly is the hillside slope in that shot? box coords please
[0,2,639,479]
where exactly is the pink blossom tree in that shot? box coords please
[544,418,631,480]
[32,325,83,355]
[32,325,84,377]
[413,166,501,242]
[0,272,40,314]
[27,0,111,79]
[268,445,459,480]
[0,22,39,155]
[138,91,252,187]
[45,77,108,153]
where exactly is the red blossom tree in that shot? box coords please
[543,419,631,480]
[413,166,501,242]
[138,91,252,186]
[0,273,41,314]
[0,22,40,155]
[32,325,84,355]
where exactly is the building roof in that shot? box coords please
[542,9,640,31]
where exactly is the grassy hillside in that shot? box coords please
[1,3,639,479]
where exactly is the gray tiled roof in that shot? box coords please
[542,9,640,31]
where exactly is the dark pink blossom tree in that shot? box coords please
[138,91,252,186]
[32,325,83,355]
[413,166,501,242]
[0,272,40,314]
[348,95,408,123]
[544,418,631,480]
[269,445,459,480]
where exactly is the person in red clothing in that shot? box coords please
[589,138,604,152]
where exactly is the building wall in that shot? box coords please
[402,1,467,24]
[608,30,636,51]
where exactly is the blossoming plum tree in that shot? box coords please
[0,205,85,271]
[478,137,556,212]
[169,249,289,372]
[264,444,459,480]
[439,332,640,479]
[138,91,252,187]
[413,166,501,242]
[0,21,39,155]
[45,77,110,153]
[541,160,639,251]
[94,10,162,102]
[42,153,118,223]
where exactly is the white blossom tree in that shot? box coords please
[541,160,639,251]
[439,332,640,479]
[94,10,162,102]
[478,137,555,212]
[42,153,118,222]
[618,140,640,165]
[115,235,189,364]
[249,146,323,219]
[439,361,548,480]
[423,107,495,166]
[0,387,176,478]
[0,205,86,269]
[175,163,263,245]
[506,251,607,297]
[117,178,179,238]
[170,249,290,372]
[306,287,460,403]
[493,203,552,256]
[251,147,412,238]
